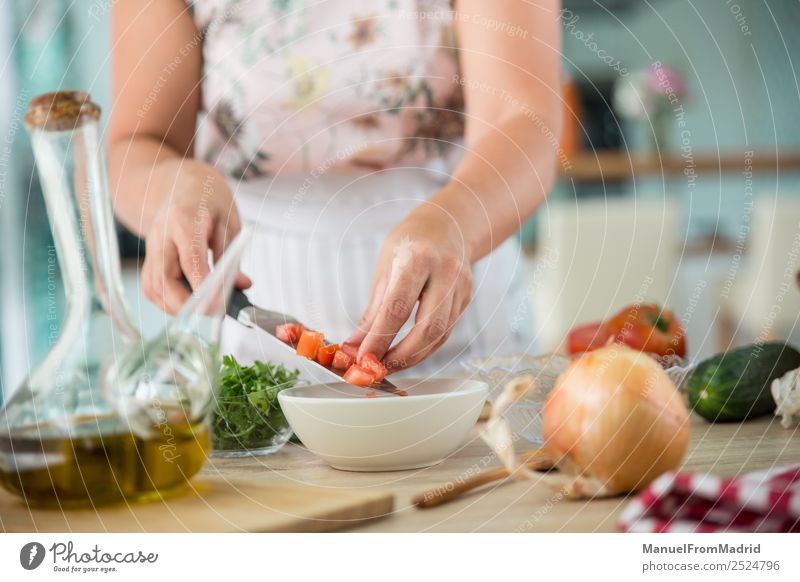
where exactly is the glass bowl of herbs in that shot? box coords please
[211,355,302,457]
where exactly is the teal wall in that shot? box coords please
[555,0,800,241]
[563,0,800,148]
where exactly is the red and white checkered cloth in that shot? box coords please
[618,465,800,533]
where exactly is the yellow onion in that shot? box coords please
[542,344,690,496]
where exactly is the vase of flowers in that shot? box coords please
[614,63,688,153]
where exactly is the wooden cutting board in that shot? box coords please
[0,479,393,533]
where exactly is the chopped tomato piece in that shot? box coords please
[296,330,324,359]
[343,364,376,387]
[365,391,378,398]
[359,352,387,382]
[332,349,355,370]
[275,323,304,344]
[316,343,339,366]
[340,342,359,357]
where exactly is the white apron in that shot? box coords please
[221,166,533,378]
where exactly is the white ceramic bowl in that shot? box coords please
[277,378,488,472]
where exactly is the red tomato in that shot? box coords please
[365,391,378,398]
[332,350,355,370]
[296,330,324,359]
[316,344,339,367]
[566,321,608,355]
[275,323,304,344]
[602,303,687,358]
[343,365,376,387]
[340,342,359,357]
[359,352,387,382]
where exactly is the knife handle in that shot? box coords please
[180,274,252,319]
[227,288,253,319]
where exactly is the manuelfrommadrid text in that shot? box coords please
[643,544,761,555]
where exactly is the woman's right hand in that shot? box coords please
[141,160,251,315]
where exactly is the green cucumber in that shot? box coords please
[687,342,800,422]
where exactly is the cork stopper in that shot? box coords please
[24,91,101,131]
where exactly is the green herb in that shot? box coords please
[212,355,300,451]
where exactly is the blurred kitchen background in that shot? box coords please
[1,0,799,401]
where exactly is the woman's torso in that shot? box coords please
[188,0,465,180]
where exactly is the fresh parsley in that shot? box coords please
[212,355,300,451]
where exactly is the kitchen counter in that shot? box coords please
[202,415,800,532]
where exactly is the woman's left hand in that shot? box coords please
[347,206,473,373]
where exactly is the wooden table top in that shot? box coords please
[202,415,800,532]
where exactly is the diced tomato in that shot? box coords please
[296,330,324,359]
[316,343,339,367]
[275,323,304,344]
[359,352,387,382]
[332,349,355,370]
[343,364,376,387]
[340,342,359,357]
[365,391,378,398]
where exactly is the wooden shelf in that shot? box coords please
[560,150,800,182]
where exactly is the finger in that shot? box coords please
[141,255,158,307]
[235,272,252,289]
[142,235,177,314]
[357,269,427,361]
[452,283,470,322]
[143,260,174,315]
[384,258,471,371]
[386,299,459,374]
[390,324,453,375]
[382,277,455,372]
[210,220,251,290]
[178,223,211,291]
[346,275,387,346]
[209,218,232,261]
[460,288,471,315]
[159,237,192,314]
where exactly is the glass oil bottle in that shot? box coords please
[0,91,248,507]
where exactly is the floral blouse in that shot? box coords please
[187,0,464,180]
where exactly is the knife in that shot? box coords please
[184,277,404,395]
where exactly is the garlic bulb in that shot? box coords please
[771,367,800,428]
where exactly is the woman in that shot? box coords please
[110,0,562,375]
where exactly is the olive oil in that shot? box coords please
[0,420,210,508]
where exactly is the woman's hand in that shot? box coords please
[348,205,473,372]
[142,160,251,314]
